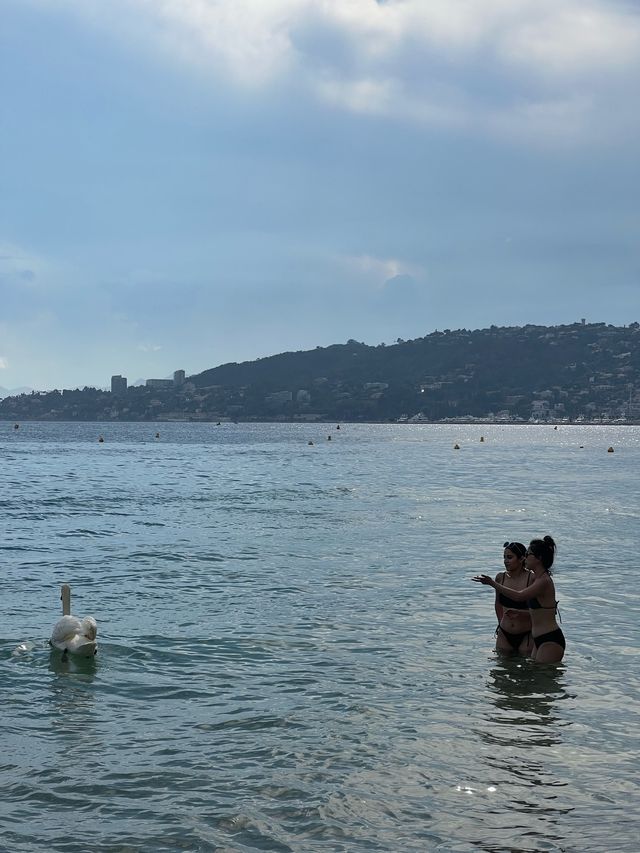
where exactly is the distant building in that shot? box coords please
[265,390,293,405]
[111,375,127,394]
[146,379,173,389]
[173,369,185,386]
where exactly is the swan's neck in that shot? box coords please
[61,584,71,616]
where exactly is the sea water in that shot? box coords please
[1,421,638,852]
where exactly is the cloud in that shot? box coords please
[501,2,640,75]
[342,253,425,286]
[0,243,44,286]
[137,343,163,353]
[31,0,300,86]
[33,0,638,145]
[0,357,8,370]
[313,73,468,128]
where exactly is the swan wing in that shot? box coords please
[51,615,82,646]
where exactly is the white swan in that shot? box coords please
[50,584,98,657]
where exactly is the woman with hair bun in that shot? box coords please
[494,542,533,656]
[473,535,565,664]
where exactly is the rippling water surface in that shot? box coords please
[1,422,639,852]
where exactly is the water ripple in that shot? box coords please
[1,422,639,851]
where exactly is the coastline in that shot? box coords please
[2,416,639,426]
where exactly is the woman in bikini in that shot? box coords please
[473,535,565,664]
[494,542,533,656]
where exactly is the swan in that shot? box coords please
[50,584,98,657]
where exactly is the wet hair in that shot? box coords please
[503,541,526,559]
[528,535,557,571]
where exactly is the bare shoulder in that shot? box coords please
[528,571,555,596]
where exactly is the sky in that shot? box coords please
[1,0,639,391]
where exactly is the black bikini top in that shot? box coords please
[527,596,559,611]
[497,571,531,610]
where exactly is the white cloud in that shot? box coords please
[136,0,300,85]
[303,0,640,142]
[342,253,425,287]
[36,0,640,78]
[19,0,640,143]
[501,3,640,76]
[0,357,8,370]
[36,0,301,86]
[137,343,163,352]
[314,73,468,128]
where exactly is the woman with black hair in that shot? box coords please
[474,535,565,664]
[494,542,533,656]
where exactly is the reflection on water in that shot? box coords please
[47,648,99,679]
[485,656,570,742]
[47,650,99,758]
[468,655,576,853]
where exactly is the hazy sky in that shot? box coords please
[1,0,639,390]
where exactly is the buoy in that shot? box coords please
[308,441,314,446]
[336,425,340,430]
[554,425,558,430]
[155,432,160,439]
[579,445,584,449]
[327,435,331,441]
[454,443,460,450]
[607,446,614,453]
[98,435,104,443]
[14,423,19,429]
[480,436,484,443]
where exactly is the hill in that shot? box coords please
[188,321,640,422]
[1,322,639,423]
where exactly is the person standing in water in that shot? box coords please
[494,542,533,656]
[473,536,565,664]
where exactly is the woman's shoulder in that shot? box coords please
[532,571,556,597]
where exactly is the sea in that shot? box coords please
[1,421,639,853]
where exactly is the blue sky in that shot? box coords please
[1,0,639,390]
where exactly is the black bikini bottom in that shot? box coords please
[533,628,565,650]
[498,626,530,651]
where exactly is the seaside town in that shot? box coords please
[1,322,639,424]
